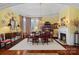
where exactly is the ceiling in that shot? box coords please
[0,3,79,17]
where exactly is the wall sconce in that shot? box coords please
[17,25,20,27]
[8,23,11,26]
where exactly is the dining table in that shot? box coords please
[27,31,53,45]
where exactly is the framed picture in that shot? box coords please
[10,17,16,30]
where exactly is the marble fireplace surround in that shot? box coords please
[58,26,74,45]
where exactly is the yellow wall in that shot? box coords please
[40,16,59,24]
[69,7,79,33]
[37,16,59,37]
[0,8,21,33]
[59,6,79,34]
[38,16,59,28]
[38,6,79,37]
[59,7,70,27]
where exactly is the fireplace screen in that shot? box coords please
[60,33,66,43]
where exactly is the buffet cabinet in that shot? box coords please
[0,32,21,48]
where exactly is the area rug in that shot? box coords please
[9,38,66,50]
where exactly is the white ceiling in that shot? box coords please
[0,3,79,17]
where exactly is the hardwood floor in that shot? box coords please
[0,39,79,55]
[0,50,79,55]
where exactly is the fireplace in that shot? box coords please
[60,33,66,43]
[58,26,74,45]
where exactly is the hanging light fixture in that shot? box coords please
[39,3,42,20]
[40,3,42,17]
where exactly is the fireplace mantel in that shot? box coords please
[59,26,68,33]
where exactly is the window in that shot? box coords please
[31,18,39,32]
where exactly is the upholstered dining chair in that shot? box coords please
[0,34,13,48]
[11,33,17,42]
[40,32,49,45]
[27,33,33,42]
[32,32,39,45]
[50,31,54,42]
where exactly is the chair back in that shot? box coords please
[0,34,4,41]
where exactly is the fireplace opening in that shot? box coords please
[60,33,66,43]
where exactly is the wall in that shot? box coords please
[59,6,79,33]
[40,16,59,24]
[37,16,59,37]
[38,16,59,29]
[0,8,21,33]
[69,7,79,33]
[59,6,79,45]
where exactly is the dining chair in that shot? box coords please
[27,33,33,42]
[0,34,13,48]
[40,32,49,45]
[32,32,39,45]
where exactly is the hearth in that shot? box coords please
[60,33,66,43]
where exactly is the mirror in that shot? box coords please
[10,17,16,30]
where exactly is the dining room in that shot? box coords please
[0,3,79,55]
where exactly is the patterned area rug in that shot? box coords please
[9,38,66,50]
